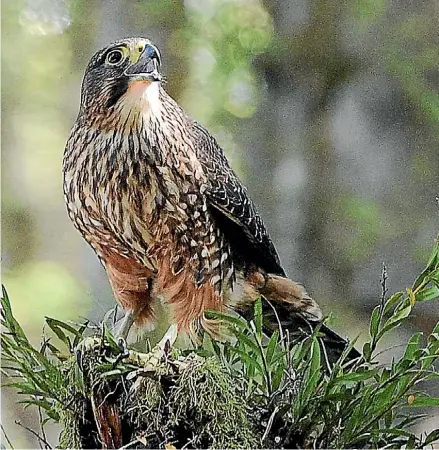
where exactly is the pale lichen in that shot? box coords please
[59,339,259,449]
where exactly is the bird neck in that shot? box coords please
[120,83,191,164]
[119,81,164,124]
[73,82,191,173]
[84,82,187,145]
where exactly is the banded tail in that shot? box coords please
[240,270,360,364]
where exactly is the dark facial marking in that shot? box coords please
[105,77,129,109]
[81,39,157,111]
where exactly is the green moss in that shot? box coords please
[56,340,258,449]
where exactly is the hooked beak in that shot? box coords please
[124,44,162,82]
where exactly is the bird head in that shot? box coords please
[80,37,162,113]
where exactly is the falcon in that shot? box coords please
[63,37,356,360]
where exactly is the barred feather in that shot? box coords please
[63,38,357,360]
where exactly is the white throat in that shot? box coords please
[143,82,162,115]
[117,81,162,121]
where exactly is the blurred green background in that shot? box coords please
[2,0,438,447]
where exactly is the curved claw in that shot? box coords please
[156,324,178,355]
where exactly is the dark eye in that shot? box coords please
[106,49,125,66]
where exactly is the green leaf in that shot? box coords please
[45,317,79,336]
[421,354,439,370]
[102,323,119,351]
[19,399,60,421]
[383,292,403,315]
[72,321,90,349]
[1,286,30,345]
[403,332,422,360]
[266,330,279,366]
[408,395,439,407]
[370,427,415,439]
[378,304,412,339]
[333,369,378,384]
[204,310,248,330]
[229,329,261,357]
[397,413,428,429]
[428,267,439,283]
[45,318,72,350]
[412,236,439,289]
[272,363,284,392]
[406,434,416,449]
[228,346,264,375]
[415,285,439,302]
[6,382,42,395]
[301,338,321,403]
[369,305,381,339]
[363,342,372,360]
[424,429,439,446]
[253,297,263,340]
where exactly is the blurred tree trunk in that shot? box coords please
[247,0,357,303]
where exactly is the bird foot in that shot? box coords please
[156,323,178,353]
[75,336,104,372]
[76,336,102,354]
[125,324,178,373]
[147,323,178,363]
[102,306,119,329]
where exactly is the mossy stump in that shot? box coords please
[58,337,259,449]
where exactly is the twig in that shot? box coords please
[1,423,14,449]
[265,298,285,348]
[37,407,49,449]
[261,405,279,442]
[113,305,119,328]
[373,343,406,359]
[380,263,388,310]
[285,329,292,377]
[181,434,198,449]
[14,421,52,449]
[370,263,388,357]
[98,382,120,409]
[119,438,140,449]
[319,331,332,372]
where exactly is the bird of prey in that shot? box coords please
[63,37,356,361]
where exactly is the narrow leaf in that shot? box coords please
[408,395,439,407]
[383,292,403,315]
[369,305,381,339]
[415,285,439,302]
[266,330,279,366]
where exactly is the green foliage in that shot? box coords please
[387,15,439,134]
[336,194,382,262]
[1,236,438,448]
[351,0,387,27]
[204,281,439,447]
[181,0,272,126]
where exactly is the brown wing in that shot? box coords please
[191,122,286,277]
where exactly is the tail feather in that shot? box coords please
[242,270,360,364]
[247,271,323,321]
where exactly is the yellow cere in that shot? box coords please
[129,40,149,63]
